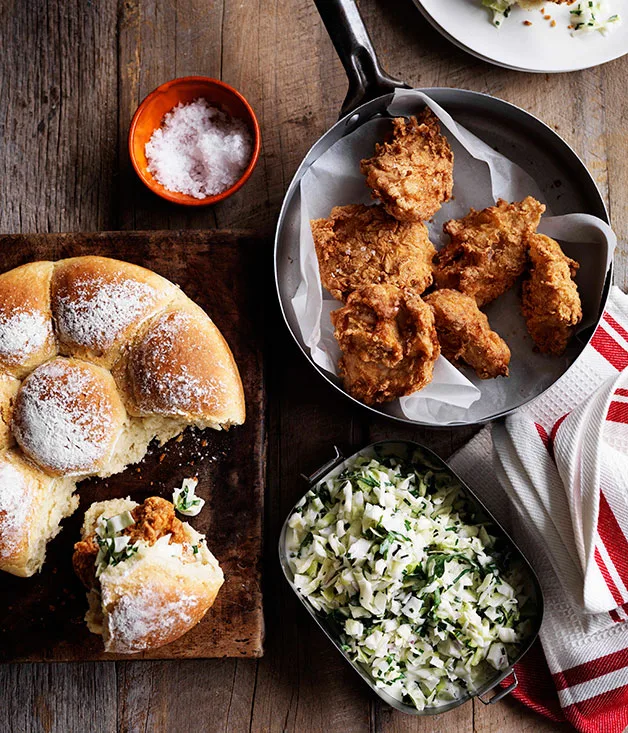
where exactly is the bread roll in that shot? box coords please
[0,374,20,450]
[113,301,245,428]
[73,497,224,654]
[0,449,77,577]
[51,256,178,368]
[12,357,127,477]
[0,262,57,378]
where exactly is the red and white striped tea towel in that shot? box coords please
[449,285,628,733]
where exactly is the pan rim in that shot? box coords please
[274,86,611,428]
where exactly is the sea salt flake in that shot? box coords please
[145,98,253,199]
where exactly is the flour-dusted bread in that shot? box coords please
[0,262,58,378]
[73,497,224,654]
[114,300,246,428]
[0,373,20,450]
[12,357,127,477]
[0,256,245,577]
[0,449,76,577]
[51,257,179,368]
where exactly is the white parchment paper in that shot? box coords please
[291,89,616,425]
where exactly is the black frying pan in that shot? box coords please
[274,0,611,427]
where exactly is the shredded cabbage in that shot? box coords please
[173,477,205,516]
[94,511,139,577]
[570,1,621,35]
[285,451,534,710]
[482,0,515,27]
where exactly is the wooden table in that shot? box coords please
[1,1,626,731]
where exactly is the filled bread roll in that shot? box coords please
[73,496,224,654]
[0,449,77,577]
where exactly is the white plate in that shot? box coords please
[414,0,628,72]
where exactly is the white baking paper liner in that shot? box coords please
[291,89,616,425]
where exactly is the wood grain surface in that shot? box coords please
[0,231,266,662]
[1,0,627,730]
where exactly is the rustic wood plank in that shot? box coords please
[117,658,258,732]
[0,0,118,234]
[0,663,117,733]
[473,697,568,732]
[251,290,373,732]
[112,2,262,730]
[0,0,120,729]
[116,0,222,232]
[601,56,628,288]
[375,704,472,733]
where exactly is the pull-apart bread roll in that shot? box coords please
[113,301,245,429]
[0,449,76,577]
[12,357,127,477]
[51,257,178,368]
[73,497,224,654]
[0,256,244,578]
[0,262,57,378]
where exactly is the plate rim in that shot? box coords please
[412,0,628,73]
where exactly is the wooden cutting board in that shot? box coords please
[0,230,266,662]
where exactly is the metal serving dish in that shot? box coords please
[274,0,612,427]
[279,440,544,715]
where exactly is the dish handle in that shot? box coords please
[477,670,519,705]
[301,445,345,486]
[312,0,409,118]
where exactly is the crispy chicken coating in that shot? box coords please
[126,497,188,546]
[522,233,582,355]
[72,535,100,590]
[330,284,440,404]
[311,204,435,302]
[72,497,189,590]
[424,289,510,379]
[360,109,454,223]
[434,197,546,307]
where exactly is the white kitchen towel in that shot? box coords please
[449,285,628,731]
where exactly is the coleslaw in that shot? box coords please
[285,450,534,710]
[481,0,621,34]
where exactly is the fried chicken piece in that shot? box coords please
[330,284,440,404]
[72,497,189,590]
[126,497,188,545]
[424,289,510,379]
[360,109,454,223]
[522,234,582,356]
[73,535,100,589]
[311,204,435,302]
[434,197,546,307]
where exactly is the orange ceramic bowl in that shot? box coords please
[128,76,261,206]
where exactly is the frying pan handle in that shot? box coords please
[313,0,409,118]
